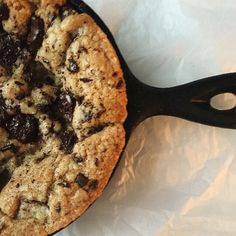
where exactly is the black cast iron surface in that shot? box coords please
[51,0,236,235]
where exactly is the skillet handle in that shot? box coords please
[126,73,236,133]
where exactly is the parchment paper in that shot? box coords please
[58,0,236,235]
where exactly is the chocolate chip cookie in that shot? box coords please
[0,1,127,235]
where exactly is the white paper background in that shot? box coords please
[58,1,236,235]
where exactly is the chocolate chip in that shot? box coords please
[95,158,99,167]
[116,79,123,89]
[35,155,47,164]
[112,72,118,77]
[0,95,5,109]
[0,169,11,191]
[0,144,18,153]
[14,81,24,86]
[89,180,98,190]
[58,91,76,122]
[67,58,79,73]
[27,101,33,107]
[60,130,78,154]
[0,109,8,127]
[80,78,92,83]
[76,173,89,188]
[72,155,84,163]
[6,114,39,143]
[26,16,45,55]
[26,61,54,89]
[76,96,84,105]
[15,92,26,100]
[87,124,106,136]
[0,32,21,70]
[0,96,8,126]
[0,3,9,21]
[78,47,88,54]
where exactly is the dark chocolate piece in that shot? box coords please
[116,79,123,89]
[0,3,9,21]
[89,179,98,190]
[6,114,39,143]
[0,169,11,191]
[87,124,106,136]
[72,155,84,163]
[67,58,79,73]
[0,109,8,127]
[26,61,54,89]
[58,91,76,122]
[0,32,21,70]
[0,144,18,153]
[80,78,92,83]
[15,92,26,100]
[76,173,89,188]
[60,130,78,154]
[27,15,45,55]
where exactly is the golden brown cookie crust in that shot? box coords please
[0,1,127,235]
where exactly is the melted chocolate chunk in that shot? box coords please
[89,179,98,190]
[80,78,92,83]
[67,58,79,73]
[14,81,24,86]
[15,92,26,100]
[37,90,76,126]
[0,97,8,126]
[6,114,39,143]
[116,79,123,89]
[0,169,11,191]
[72,155,84,163]
[34,154,48,164]
[60,130,78,154]
[0,95,5,108]
[76,173,89,188]
[0,3,9,21]
[27,16,45,55]
[26,62,54,89]
[78,47,88,54]
[0,110,7,126]
[87,124,107,136]
[0,144,18,153]
[0,32,21,70]
[58,91,76,122]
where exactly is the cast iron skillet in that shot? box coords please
[69,0,236,139]
[52,0,236,235]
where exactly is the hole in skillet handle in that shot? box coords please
[210,93,236,111]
